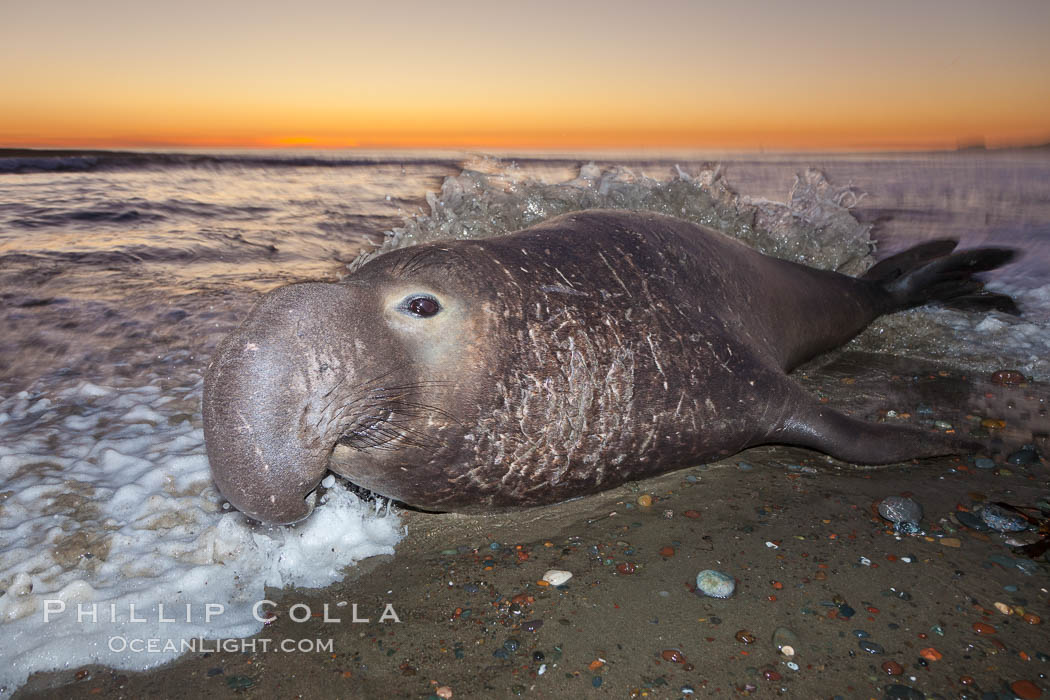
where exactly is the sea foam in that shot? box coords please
[0,376,402,694]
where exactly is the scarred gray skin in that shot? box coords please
[203,209,966,524]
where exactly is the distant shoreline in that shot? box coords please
[2,142,1049,160]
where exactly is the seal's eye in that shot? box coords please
[401,295,441,318]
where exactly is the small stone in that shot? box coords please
[878,496,922,529]
[981,418,1006,429]
[939,537,961,548]
[637,494,653,507]
[226,676,254,690]
[617,562,637,575]
[979,504,1030,532]
[994,602,1012,614]
[436,686,453,699]
[684,509,701,519]
[918,647,942,661]
[772,627,800,657]
[975,457,996,469]
[661,649,686,663]
[858,640,884,654]
[737,461,754,471]
[695,569,735,598]
[659,546,675,557]
[1023,612,1041,625]
[972,622,996,635]
[881,660,903,675]
[1010,680,1042,699]
[542,569,572,586]
[990,369,1026,385]
[956,510,991,531]
[883,685,925,700]
[735,630,756,644]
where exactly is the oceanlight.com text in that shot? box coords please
[107,637,335,654]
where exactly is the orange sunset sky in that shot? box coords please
[2,0,1049,151]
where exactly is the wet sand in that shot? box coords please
[16,353,1049,699]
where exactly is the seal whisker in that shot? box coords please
[354,368,400,391]
[340,419,440,452]
[320,368,351,400]
[336,391,447,452]
[384,399,461,425]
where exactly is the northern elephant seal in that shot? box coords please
[202,209,1016,524]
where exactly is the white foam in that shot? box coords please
[0,378,402,694]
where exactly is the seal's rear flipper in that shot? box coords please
[764,400,978,464]
[863,241,1020,316]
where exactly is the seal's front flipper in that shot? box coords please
[763,397,977,464]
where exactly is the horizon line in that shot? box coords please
[3,136,1049,156]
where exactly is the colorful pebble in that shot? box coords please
[919,647,943,661]
[695,569,735,598]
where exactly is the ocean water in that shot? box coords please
[1,148,1048,692]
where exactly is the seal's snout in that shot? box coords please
[203,283,357,525]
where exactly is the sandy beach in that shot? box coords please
[15,352,1048,699]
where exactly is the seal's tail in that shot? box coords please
[862,239,1020,315]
